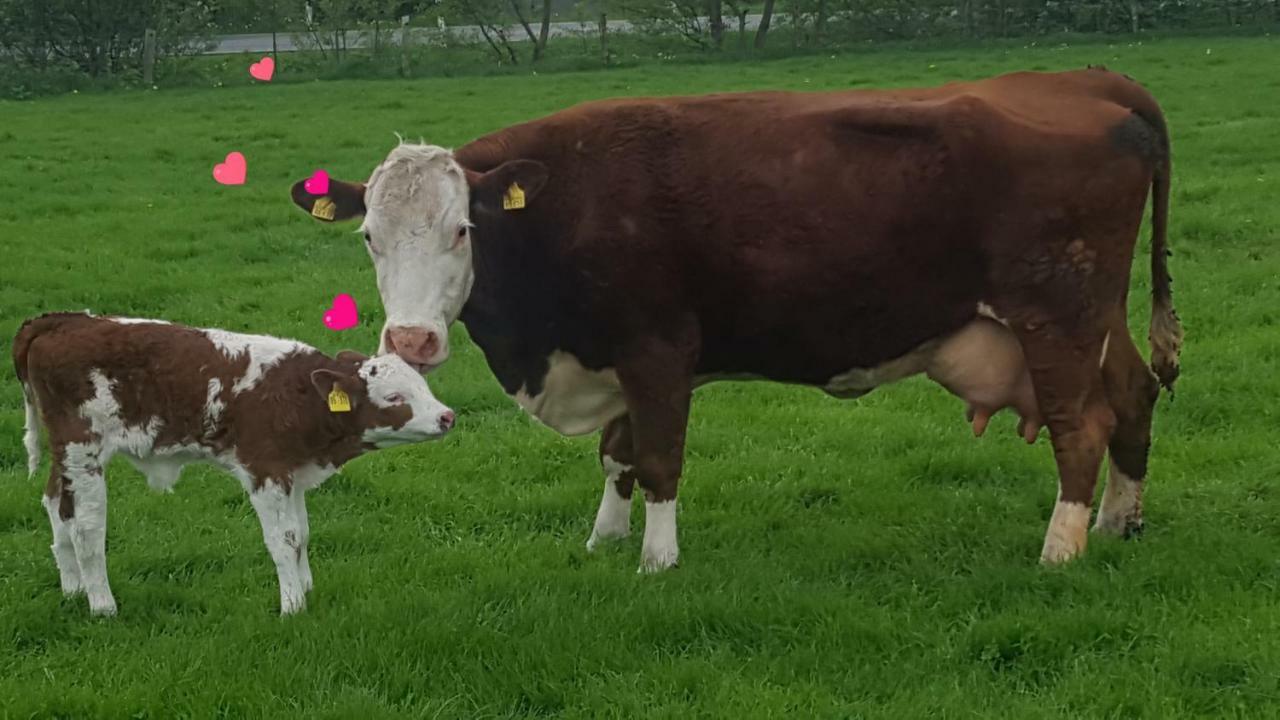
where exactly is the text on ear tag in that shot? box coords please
[312,197,337,221]
[328,387,351,413]
[502,182,526,211]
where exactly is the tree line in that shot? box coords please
[1,0,1276,84]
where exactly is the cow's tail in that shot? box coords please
[13,312,91,477]
[1144,113,1182,393]
[21,383,40,478]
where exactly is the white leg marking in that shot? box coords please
[63,446,116,616]
[639,499,679,573]
[292,490,313,593]
[1094,459,1144,536]
[1099,331,1112,369]
[43,495,82,595]
[587,455,633,551]
[1040,498,1091,565]
[250,482,306,615]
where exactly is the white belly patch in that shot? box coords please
[513,351,627,436]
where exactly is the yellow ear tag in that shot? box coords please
[311,196,337,221]
[327,387,351,413]
[502,182,526,211]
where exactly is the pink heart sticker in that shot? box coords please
[304,169,330,196]
[324,293,359,331]
[249,56,275,82]
[212,152,246,185]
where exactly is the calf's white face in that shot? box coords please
[356,354,456,448]
[361,145,474,370]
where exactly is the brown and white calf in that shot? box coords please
[14,312,455,616]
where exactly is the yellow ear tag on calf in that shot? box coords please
[327,387,351,413]
[502,182,526,211]
[311,196,337,221]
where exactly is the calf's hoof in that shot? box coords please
[88,595,118,617]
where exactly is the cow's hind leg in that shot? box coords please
[587,415,637,551]
[1017,323,1116,564]
[63,443,117,616]
[43,447,82,596]
[1095,322,1161,537]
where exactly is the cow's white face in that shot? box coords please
[361,145,474,370]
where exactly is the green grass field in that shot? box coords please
[1,35,1279,718]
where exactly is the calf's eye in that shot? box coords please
[385,393,405,405]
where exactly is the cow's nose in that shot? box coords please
[385,326,440,366]
[438,411,455,432]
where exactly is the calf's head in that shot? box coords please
[291,142,547,372]
[312,352,455,449]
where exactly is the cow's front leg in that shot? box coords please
[587,415,636,551]
[250,480,306,615]
[616,332,696,574]
[291,489,313,593]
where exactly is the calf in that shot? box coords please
[14,312,455,616]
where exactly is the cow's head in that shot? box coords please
[311,351,456,448]
[291,142,547,372]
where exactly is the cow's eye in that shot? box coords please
[457,226,467,238]
[384,393,405,405]
[364,231,373,245]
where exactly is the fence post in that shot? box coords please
[400,15,412,77]
[142,28,156,85]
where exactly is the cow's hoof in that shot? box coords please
[60,578,84,596]
[637,549,679,574]
[1093,514,1144,539]
[586,526,630,553]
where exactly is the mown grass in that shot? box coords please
[1,35,1279,718]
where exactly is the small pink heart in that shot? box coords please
[304,169,330,196]
[324,293,359,331]
[212,151,246,185]
[249,56,275,82]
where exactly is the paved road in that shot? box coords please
[208,16,764,54]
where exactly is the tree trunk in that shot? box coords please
[754,0,775,49]
[1129,0,1139,33]
[599,12,609,64]
[536,0,552,60]
[815,0,827,43]
[738,8,747,49]
[509,0,539,46]
[710,0,724,49]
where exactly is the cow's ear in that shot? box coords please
[467,160,549,214]
[310,369,361,411]
[291,178,367,223]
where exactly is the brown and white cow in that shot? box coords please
[292,67,1183,572]
[14,312,455,615]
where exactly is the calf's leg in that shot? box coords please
[587,415,637,551]
[63,443,116,616]
[1096,322,1161,537]
[1016,323,1116,564]
[250,481,306,615]
[43,448,81,595]
[292,489,313,593]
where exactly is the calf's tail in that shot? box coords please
[22,384,40,477]
[1144,113,1183,393]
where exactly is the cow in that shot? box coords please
[291,67,1183,573]
[14,312,456,615]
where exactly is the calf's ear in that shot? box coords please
[290,178,367,223]
[467,160,549,216]
[310,369,361,410]
[335,349,369,366]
